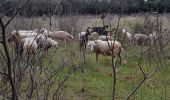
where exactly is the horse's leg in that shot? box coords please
[96,52,99,62]
[118,51,121,65]
[80,43,82,52]
[85,43,87,51]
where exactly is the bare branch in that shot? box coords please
[126,77,147,100]
[4,0,30,27]
[0,17,4,27]
[0,71,8,76]
[0,49,7,63]
[0,0,6,9]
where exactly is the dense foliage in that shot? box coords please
[1,0,170,16]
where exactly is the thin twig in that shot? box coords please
[4,0,30,27]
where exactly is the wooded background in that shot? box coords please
[1,0,170,17]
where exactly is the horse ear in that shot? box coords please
[34,29,38,33]
[86,28,89,33]
[7,36,12,42]
[87,27,90,32]
[104,25,108,28]
[14,30,21,40]
[11,30,16,35]
[112,28,116,31]
[15,30,19,35]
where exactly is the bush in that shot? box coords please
[132,14,156,34]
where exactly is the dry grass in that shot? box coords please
[2,14,170,99]
[5,14,170,35]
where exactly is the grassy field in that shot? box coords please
[3,14,170,99]
[40,40,170,100]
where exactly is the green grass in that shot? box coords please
[29,40,170,100]
[43,43,170,100]
[3,15,170,100]
[12,14,170,99]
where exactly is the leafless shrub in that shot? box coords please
[58,15,83,38]
[126,13,170,99]
[0,0,169,100]
[0,0,83,100]
[132,14,156,35]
